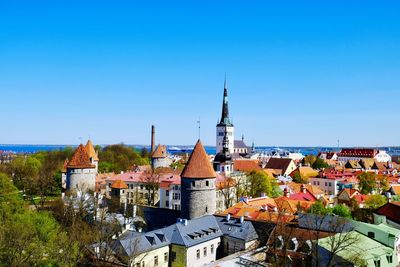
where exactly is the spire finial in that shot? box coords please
[224,72,227,89]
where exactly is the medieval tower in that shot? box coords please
[216,77,234,154]
[181,140,216,220]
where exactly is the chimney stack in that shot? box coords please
[151,125,155,153]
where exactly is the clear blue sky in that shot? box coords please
[1,1,399,147]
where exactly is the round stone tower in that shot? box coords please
[181,140,217,220]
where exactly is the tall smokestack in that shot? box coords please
[151,125,155,153]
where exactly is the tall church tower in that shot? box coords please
[181,140,216,220]
[216,76,234,154]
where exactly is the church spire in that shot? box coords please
[219,75,232,126]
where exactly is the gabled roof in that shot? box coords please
[152,145,167,158]
[234,140,247,149]
[359,159,378,170]
[345,160,362,169]
[85,140,99,161]
[113,230,170,258]
[214,215,258,242]
[338,188,361,198]
[233,159,261,172]
[283,182,323,196]
[161,215,222,247]
[389,185,400,195]
[289,166,318,179]
[374,201,400,224]
[67,144,95,169]
[338,148,377,158]
[181,140,216,179]
[265,158,293,173]
[111,179,128,189]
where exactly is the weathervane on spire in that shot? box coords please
[197,117,201,139]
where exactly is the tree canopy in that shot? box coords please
[247,170,282,198]
[358,172,377,194]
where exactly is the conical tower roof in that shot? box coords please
[85,140,99,161]
[181,140,216,179]
[67,144,95,169]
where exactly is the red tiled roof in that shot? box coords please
[233,159,261,172]
[111,179,128,189]
[353,194,370,204]
[67,144,95,169]
[181,140,216,179]
[375,202,400,224]
[152,145,167,158]
[338,148,377,158]
[85,140,99,161]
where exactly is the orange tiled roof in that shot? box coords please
[111,179,128,189]
[181,140,216,179]
[390,185,400,195]
[67,144,95,169]
[219,204,295,223]
[285,182,323,196]
[233,159,261,172]
[85,140,99,161]
[152,145,167,158]
[275,197,314,214]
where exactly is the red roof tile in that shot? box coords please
[67,144,95,169]
[233,159,261,172]
[375,202,400,224]
[111,179,128,189]
[152,145,167,158]
[181,140,216,179]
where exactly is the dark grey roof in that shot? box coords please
[113,215,224,258]
[298,213,354,233]
[234,140,248,149]
[215,215,258,242]
[161,215,223,247]
[112,229,170,257]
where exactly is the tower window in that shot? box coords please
[192,181,195,187]
[206,206,208,212]
[206,181,209,186]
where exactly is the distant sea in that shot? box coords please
[2,144,400,156]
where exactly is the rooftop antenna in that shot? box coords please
[79,137,83,144]
[197,117,201,139]
[337,139,340,150]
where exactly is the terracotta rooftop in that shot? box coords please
[233,159,261,172]
[338,148,377,158]
[85,139,99,161]
[111,179,128,189]
[152,145,167,158]
[181,140,216,179]
[375,202,400,224]
[67,144,95,169]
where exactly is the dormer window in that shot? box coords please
[368,231,375,238]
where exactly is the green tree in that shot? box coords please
[98,144,150,173]
[302,155,317,166]
[358,172,376,194]
[332,204,352,218]
[365,194,387,209]
[247,170,281,198]
[292,171,308,183]
[312,158,329,169]
[307,200,330,215]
